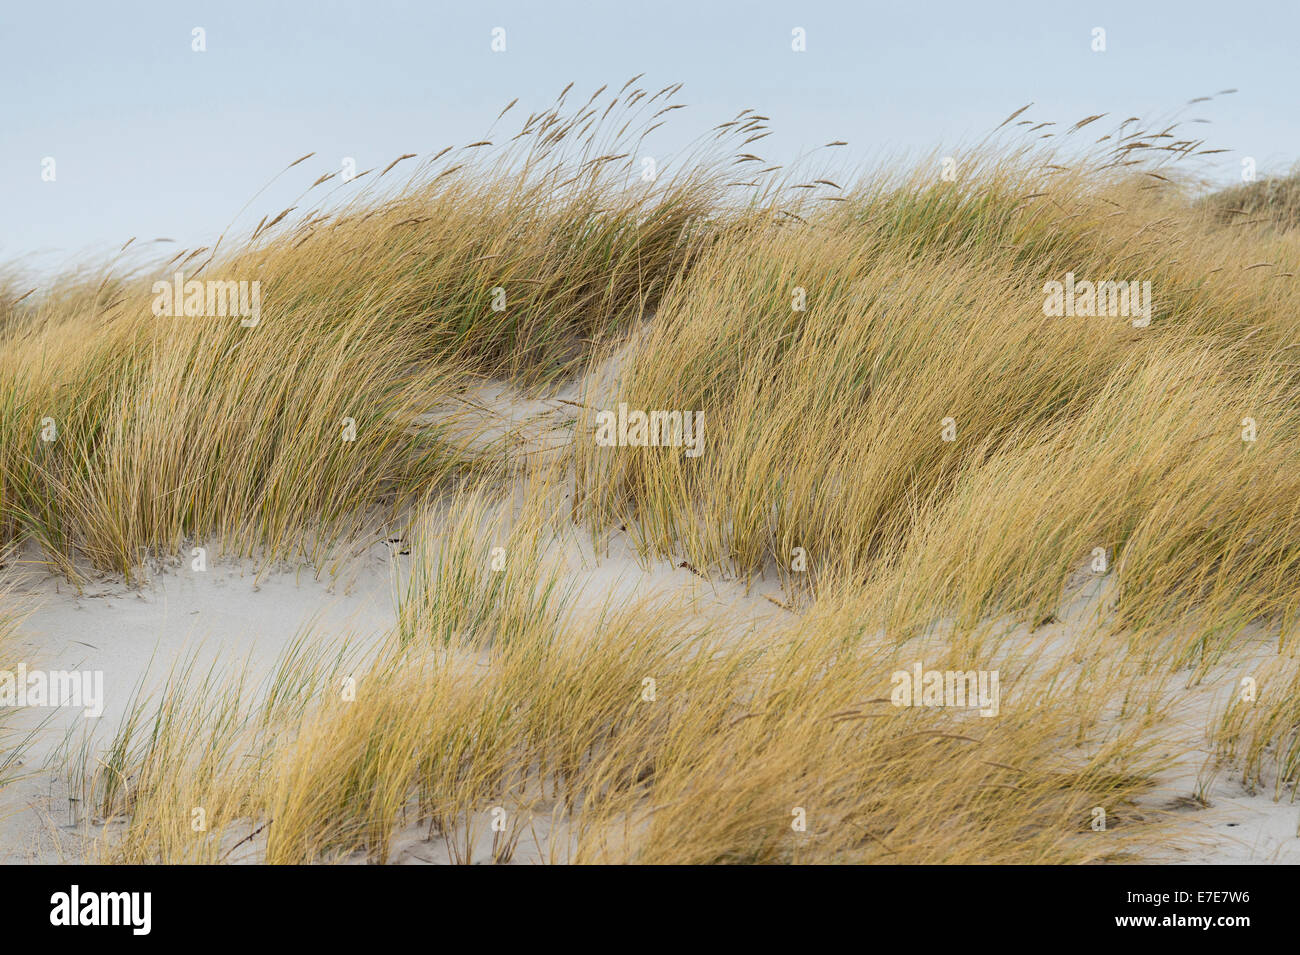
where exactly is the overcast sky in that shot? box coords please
[4,0,1297,277]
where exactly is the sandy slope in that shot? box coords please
[1,374,1296,864]
[0,525,791,863]
[0,546,398,863]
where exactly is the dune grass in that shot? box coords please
[84,474,1180,865]
[3,87,1299,862]
[1213,652,1300,799]
[0,579,28,795]
[572,125,1300,674]
[0,80,756,580]
[1203,165,1300,234]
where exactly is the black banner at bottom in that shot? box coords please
[4,863,1281,942]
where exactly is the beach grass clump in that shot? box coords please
[0,80,760,577]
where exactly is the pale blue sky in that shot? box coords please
[3,0,1297,276]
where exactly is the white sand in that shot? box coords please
[0,522,789,863]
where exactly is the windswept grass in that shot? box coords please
[573,115,1300,670]
[1213,653,1300,799]
[1203,165,1300,233]
[5,88,1300,864]
[87,475,1178,865]
[0,579,28,794]
[0,79,764,578]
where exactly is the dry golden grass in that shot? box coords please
[0,81,754,579]
[82,473,1183,865]
[573,130,1300,674]
[0,572,27,794]
[1212,652,1300,798]
[3,88,1299,863]
[1203,165,1300,233]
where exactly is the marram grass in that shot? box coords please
[3,85,1299,861]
